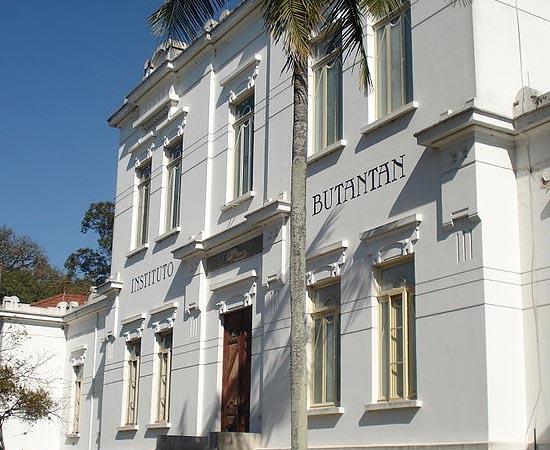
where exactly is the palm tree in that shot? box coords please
[148,1,400,450]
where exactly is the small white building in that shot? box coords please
[2,1,550,450]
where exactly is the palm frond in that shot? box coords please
[149,0,225,43]
[359,0,403,21]
[262,0,325,68]
[448,0,473,6]
[327,0,371,91]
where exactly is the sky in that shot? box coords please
[0,0,238,271]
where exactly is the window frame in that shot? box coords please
[155,331,173,423]
[374,5,413,118]
[72,364,83,433]
[135,162,151,248]
[376,257,416,402]
[310,281,341,408]
[231,92,255,199]
[125,339,141,426]
[165,141,182,232]
[312,32,343,153]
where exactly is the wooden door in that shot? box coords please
[221,307,252,432]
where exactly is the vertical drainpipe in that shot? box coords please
[88,312,99,450]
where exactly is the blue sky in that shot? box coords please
[0,0,238,270]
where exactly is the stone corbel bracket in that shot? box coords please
[121,313,146,342]
[360,214,422,265]
[306,240,348,287]
[70,344,87,367]
[442,208,481,232]
[149,302,179,333]
[211,270,257,314]
[220,54,262,103]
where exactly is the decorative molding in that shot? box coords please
[415,105,515,149]
[307,406,345,416]
[126,243,149,259]
[172,199,290,261]
[306,241,347,287]
[365,399,422,411]
[221,190,255,211]
[121,313,146,326]
[133,86,180,131]
[154,227,181,244]
[120,313,146,342]
[361,101,418,135]
[70,351,86,367]
[146,422,171,430]
[149,301,179,316]
[263,273,284,290]
[211,270,257,292]
[127,131,156,155]
[212,271,257,314]
[149,301,178,333]
[360,214,422,242]
[186,300,200,314]
[360,214,422,265]
[307,240,348,261]
[442,208,481,231]
[95,276,123,296]
[157,106,189,134]
[220,54,262,87]
[116,425,139,432]
[70,344,87,353]
[307,139,346,165]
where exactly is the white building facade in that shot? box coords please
[2,1,550,449]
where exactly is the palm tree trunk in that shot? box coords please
[289,60,308,450]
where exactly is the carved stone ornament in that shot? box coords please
[216,282,256,314]
[306,249,346,286]
[71,353,86,367]
[151,310,177,333]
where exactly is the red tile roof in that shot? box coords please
[32,293,88,308]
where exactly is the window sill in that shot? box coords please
[117,424,138,432]
[221,190,255,212]
[65,432,80,438]
[146,421,171,430]
[126,243,149,259]
[364,399,422,412]
[361,101,419,135]
[154,227,181,243]
[307,406,345,416]
[307,139,346,164]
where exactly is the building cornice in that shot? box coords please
[95,277,124,296]
[0,311,65,325]
[415,106,515,148]
[172,198,290,261]
[63,297,108,322]
[514,98,550,133]
[108,0,260,128]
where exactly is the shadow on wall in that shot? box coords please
[355,109,416,153]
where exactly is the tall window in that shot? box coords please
[165,142,182,231]
[156,331,172,422]
[232,93,254,198]
[378,258,416,401]
[126,340,141,426]
[375,7,413,117]
[136,162,151,247]
[313,33,342,153]
[72,364,83,433]
[311,282,340,406]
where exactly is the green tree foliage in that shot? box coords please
[0,226,88,303]
[0,326,59,450]
[65,201,114,286]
